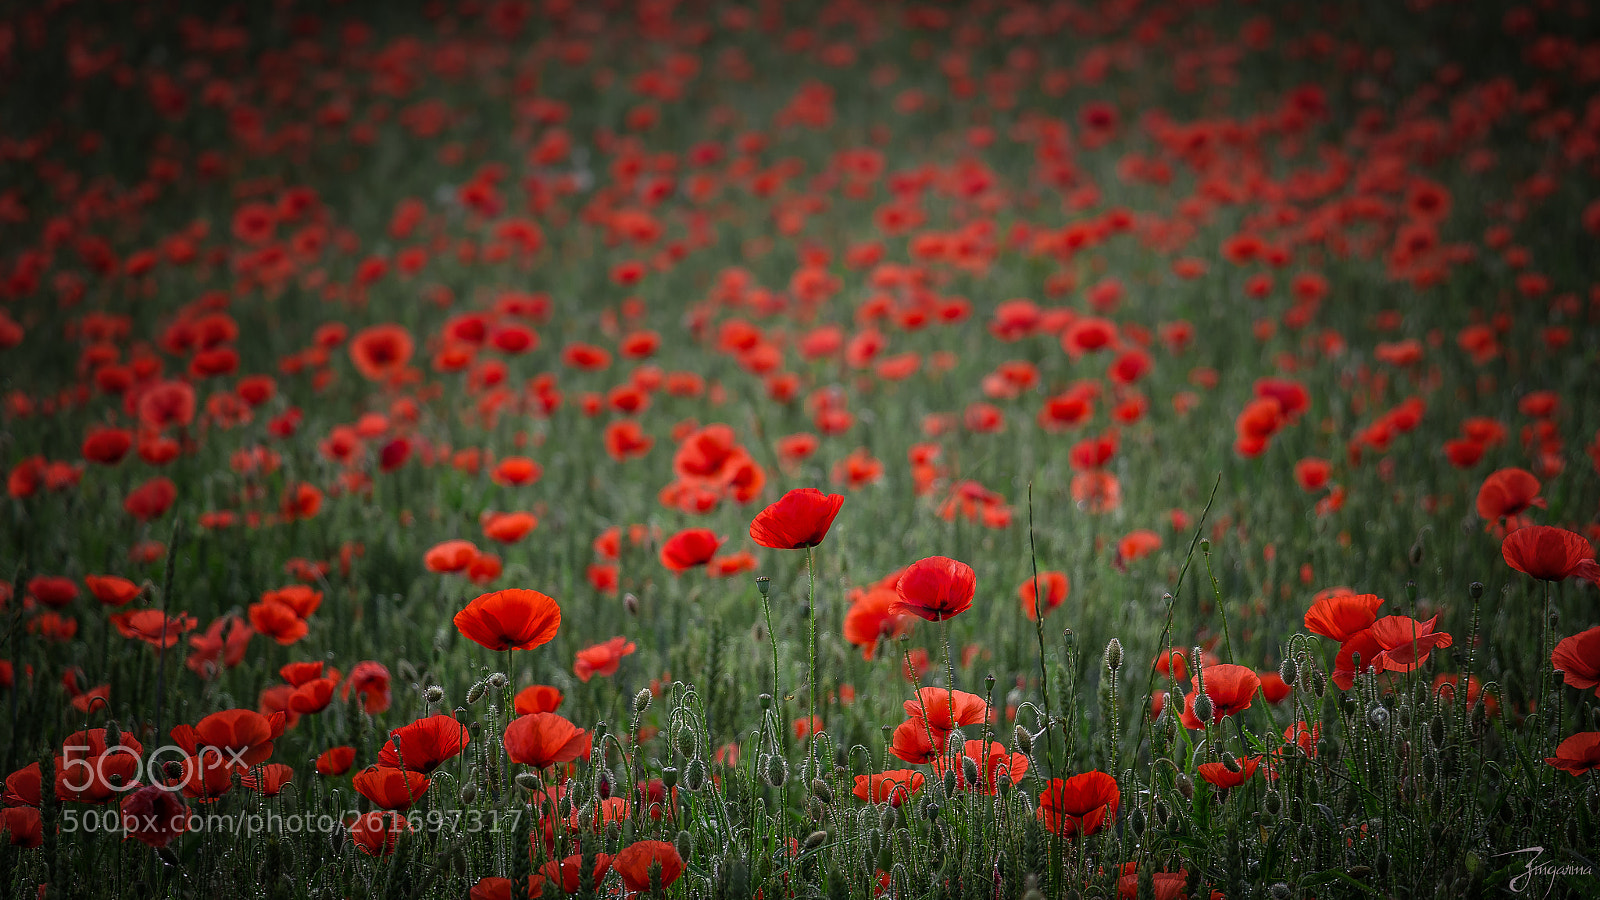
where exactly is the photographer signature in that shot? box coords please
[1493,847,1595,897]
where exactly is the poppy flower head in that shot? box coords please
[892,556,976,622]
[852,770,925,806]
[1553,627,1600,697]
[612,840,685,893]
[453,589,562,652]
[378,715,471,774]
[1475,467,1544,522]
[425,539,480,574]
[1036,771,1119,838]
[1502,526,1599,583]
[660,528,723,571]
[503,712,592,768]
[1018,571,1070,620]
[1303,592,1384,642]
[1180,664,1261,728]
[1545,732,1600,776]
[749,488,845,549]
[349,324,415,381]
[573,636,637,682]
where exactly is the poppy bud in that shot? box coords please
[803,829,827,851]
[662,766,679,789]
[810,778,831,804]
[1162,592,1174,607]
[755,576,771,597]
[514,771,541,791]
[1429,714,1446,748]
[425,685,445,704]
[676,724,697,756]
[1129,807,1146,836]
[466,681,487,704]
[675,830,693,861]
[105,720,121,748]
[941,770,957,798]
[764,754,788,787]
[683,758,707,792]
[961,755,980,787]
[1263,790,1281,817]
[751,621,766,643]
[633,688,652,715]
[1222,752,1240,773]
[1270,884,1291,900]
[1014,725,1033,754]
[1366,703,1389,731]
[460,783,478,805]
[624,593,639,616]
[1279,657,1297,686]
[1468,581,1483,600]
[1192,692,1214,724]
[1340,696,1358,717]
[1154,801,1170,825]
[488,672,508,689]
[758,693,772,711]
[878,804,896,832]
[1104,638,1123,673]
[1409,541,1424,566]
[1310,668,1326,697]
[330,822,348,853]
[1176,773,1194,800]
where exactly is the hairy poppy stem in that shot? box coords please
[154,518,183,744]
[806,545,817,770]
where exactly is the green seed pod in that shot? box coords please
[924,800,940,821]
[755,576,771,597]
[1104,638,1124,673]
[632,688,652,715]
[488,672,508,690]
[803,830,827,851]
[424,685,445,704]
[1469,581,1483,599]
[759,693,772,711]
[1340,696,1358,717]
[661,766,679,789]
[466,681,487,704]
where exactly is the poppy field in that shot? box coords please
[4,0,1600,897]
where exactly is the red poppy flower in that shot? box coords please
[540,853,614,894]
[26,576,78,609]
[119,785,187,848]
[453,589,562,651]
[1502,526,1600,583]
[1303,592,1384,642]
[852,769,925,805]
[249,600,309,645]
[194,708,276,767]
[1197,755,1262,789]
[1332,615,1454,689]
[574,636,637,682]
[348,810,412,855]
[1036,771,1119,837]
[111,609,197,647]
[1178,664,1261,728]
[316,746,357,775]
[241,763,295,796]
[613,840,685,893]
[85,575,141,607]
[124,476,178,521]
[904,687,991,733]
[934,740,1029,794]
[483,511,538,543]
[82,427,133,465]
[468,877,546,900]
[1475,467,1543,522]
[343,661,392,714]
[1018,571,1070,621]
[492,456,543,486]
[1553,627,1600,698]
[55,729,144,803]
[514,684,564,716]
[892,556,976,622]
[424,539,479,574]
[349,324,414,381]
[378,715,470,774]
[660,528,723,571]
[749,488,845,550]
[503,712,591,768]
[1546,732,1600,776]
[353,765,430,810]
[2,807,41,848]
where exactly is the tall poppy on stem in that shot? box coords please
[1502,526,1600,584]
[1036,771,1119,837]
[891,556,976,622]
[453,589,561,651]
[748,488,844,549]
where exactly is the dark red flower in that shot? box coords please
[378,715,470,774]
[1036,771,1119,837]
[1553,627,1600,698]
[1502,526,1600,584]
[613,840,685,892]
[891,556,976,621]
[1546,732,1600,776]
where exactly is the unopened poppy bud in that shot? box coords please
[676,724,696,756]
[961,755,980,787]
[1192,692,1214,724]
[661,766,679,789]
[764,754,788,787]
[1014,725,1033,754]
[755,576,771,597]
[682,758,707,791]
[624,593,640,616]
[1176,773,1194,800]
[424,685,445,704]
[759,693,772,710]
[330,822,348,853]
[1104,638,1124,673]
[810,778,831,804]
[1222,752,1240,773]
[488,672,508,690]
[675,830,692,860]
[1409,541,1424,566]
[1279,657,1297,686]
[633,688,652,715]
[1469,581,1483,600]
[514,771,541,791]
[1429,714,1446,748]
[803,829,827,851]
[104,721,121,748]
[460,783,478,805]
[1263,790,1281,817]
[466,681,487,704]
[942,770,958,797]
[878,805,896,832]
[1270,883,1291,900]
[1129,807,1146,836]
